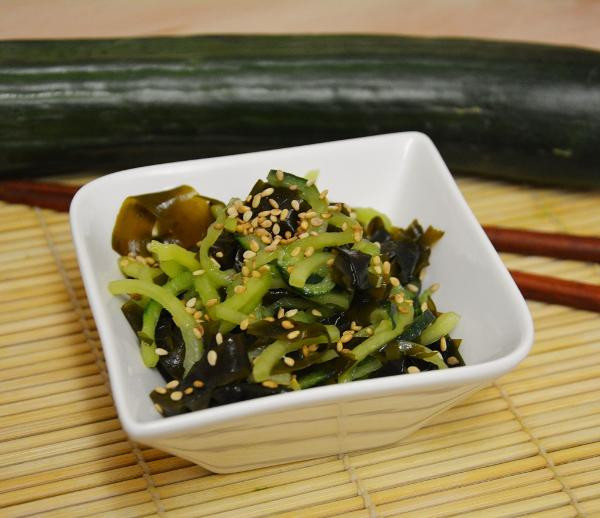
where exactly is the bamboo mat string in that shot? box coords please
[339,453,377,518]
[492,381,586,517]
[34,207,167,517]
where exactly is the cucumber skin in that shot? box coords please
[1,35,599,187]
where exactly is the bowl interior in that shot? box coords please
[72,132,531,427]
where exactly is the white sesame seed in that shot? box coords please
[154,403,163,414]
[272,223,281,235]
[291,200,300,211]
[407,366,421,374]
[310,217,323,226]
[277,307,285,319]
[243,250,257,260]
[431,283,440,292]
[193,380,205,388]
[390,277,400,287]
[311,309,322,317]
[291,246,301,257]
[226,206,238,218]
[374,265,382,275]
[336,342,343,352]
[155,347,168,356]
[341,222,348,231]
[276,170,284,181]
[283,356,295,367]
[421,302,429,312]
[304,246,315,257]
[216,332,223,345]
[440,336,447,352]
[372,255,381,265]
[260,219,273,228]
[234,285,246,294]
[281,320,295,329]
[249,239,260,252]
[285,309,298,317]
[287,330,301,340]
[242,210,253,222]
[306,178,315,187]
[289,184,298,191]
[154,386,167,394]
[262,187,275,197]
[252,194,262,208]
[193,326,204,338]
[166,380,179,389]
[184,387,194,395]
[280,208,289,220]
[240,318,249,330]
[207,350,218,366]
[383,261,391,275]
[262,380,278,388]
[268,198,279,209]
[186,297,197,308]
[407,283,419,293]
[170,390,183,401]
[447,356,459,366]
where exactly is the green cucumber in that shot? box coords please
[1,35,599,187]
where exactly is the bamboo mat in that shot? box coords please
[1,176,600,517]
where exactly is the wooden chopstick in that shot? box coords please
[510,270,600,312]
[483,225,600,262]
[0,180,81,212]
[1,179,599,312]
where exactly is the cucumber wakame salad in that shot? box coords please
[109,170,464,417]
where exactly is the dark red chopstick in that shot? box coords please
[0,180,81,212]
[483,225,600,263]
[1,179,599,312]
[510,270,600,312]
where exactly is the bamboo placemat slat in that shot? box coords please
[0,177,599,517]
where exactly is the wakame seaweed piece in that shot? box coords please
[380,220,444,284]
[112,185,217,256]
[332,247,372,291]
[365,216,393,243]
[121,300,144,333]
[210,382,289,407]
[371,355,439,378]
[209,231,241,270]
[248,179,309,235]
[380,239,421,285]
[437,336,465,367]
[152,334,253,415]
[185,334,251,388]
[154,310,186,381]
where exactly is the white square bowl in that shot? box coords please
[71,132,533,473]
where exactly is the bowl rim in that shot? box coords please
[70,131,534,440]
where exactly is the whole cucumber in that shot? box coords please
[1,35,599,187]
